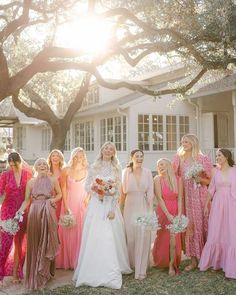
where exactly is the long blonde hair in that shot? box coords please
[93,141,120,174]
[47,149,65,173]
[177,134,202,161]
[68,147,88,169]
[157,158,178,193]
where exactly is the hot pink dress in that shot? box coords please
[0,169,31,281]
[56,175,87,270]
[199,167,236,279]
[152,176,181,272]
[172,154,212,258]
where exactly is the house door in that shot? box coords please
[214,113,229,148]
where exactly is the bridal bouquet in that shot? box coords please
[136,212,161,231]
[166,215,189,234]
[185,163,204,188]
[59,210,76,228]
[92,178,116,202]
[0,211,24,235]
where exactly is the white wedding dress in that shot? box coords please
[73,161,132,289]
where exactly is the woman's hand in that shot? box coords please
[167,213,174,223]
[107,211,115,220]
[50,198,57,209]
[204,205,209,217]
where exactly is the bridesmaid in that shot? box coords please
[0,152,31,285]
[199,149,236,279]
[16,158,61,290]
[56,147,88,270]
[121,149,154,280]
[47,149,65,220]
[152,158,183,276]
[172,134,212,271]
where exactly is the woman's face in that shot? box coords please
[157,160,167,175]
[35,160,49,174]
[132,151,144,167]
[216,151,227,166]
[181,137,192,152]
[50,152,61,166]
[9,160,19,170]
[102,144,115,160]
[73,151,85,165]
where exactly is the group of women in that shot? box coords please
[0,134,235,291]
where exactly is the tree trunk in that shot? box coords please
[50,121,69,152]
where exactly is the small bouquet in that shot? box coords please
[185,163,204,188]
[59,210,76,228]
[136,212,161,231]
[166,215,189,234]
[0,210,24,235]
[92,178,116,202]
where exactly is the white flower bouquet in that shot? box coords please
[166,215,189,234]
[0,211,24,235]
[185,163,204,188]
[136,212,161,231]
[59,210,76,228]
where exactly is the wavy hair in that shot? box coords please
[47,149,65,173]
[177,134,202,161]
[157,158,178,193]
[68,147,88,169]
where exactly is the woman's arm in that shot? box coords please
[60,168,69,213]
[51,177,62,203]
[17,179,33,213]
[177,177,183,216]
[154,176,173,222]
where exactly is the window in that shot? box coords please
[15,126,26,150]
[100,116,127,151]
[74,121,94,151]
[64,130,71,151]
[138,114,189,151]
[82,86,99,108]
[41,128,51,151]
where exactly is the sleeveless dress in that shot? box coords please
[25,176,59,290]
[0,169,31,281]
[73,161,132,289]
[199,168,236,279]
[152,176,181,272]
[56,175,87,269]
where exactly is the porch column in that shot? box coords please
[232,90,236,156]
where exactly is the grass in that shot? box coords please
[22,261,236,295]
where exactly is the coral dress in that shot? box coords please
[122,167,154,279]
[0,169,31,281]
[25,176,59,290]
[199,168,236,279]
[173,154,212,258]
[152,177,181,271]
[56,175,87,269]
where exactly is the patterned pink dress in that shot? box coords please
[172,154,212,259]
[152,176,181,271]
[0,169,31,281]
[199,167,236,279]
[56,175,87,270]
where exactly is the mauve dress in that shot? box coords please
[199,168,236,279]
[0,169,31,281]
[25,176,59,290]
[152,176,181,272]
[122,167,154,279]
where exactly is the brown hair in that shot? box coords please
[127,149,144,172]
[7,152,22,168]
[218,148,235,167]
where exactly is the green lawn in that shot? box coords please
[24,261,236,295]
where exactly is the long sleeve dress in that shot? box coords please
[0,169,31,281]
[199,167,236,279]
[122,167,154,280]
[73,161,131,289]
[25,176,59,290]
[172,154,212,259]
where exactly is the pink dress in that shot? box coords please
[25,176,59,290]
[56,175,87,270]
[122,167,154,279]
[0,169,31,281]
[199,168,236,279]
[172,154,212,258]
[152,176,181,271]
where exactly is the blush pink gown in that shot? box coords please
[152,176,181,272]
[199,167,236,279]
[56,175,87,270]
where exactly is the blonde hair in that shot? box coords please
[68,147,88,169]
[157,158,178,193]
[47,149,65,173]
[33,158,49,176]
[177,134,202,161]
[93,141,120,174]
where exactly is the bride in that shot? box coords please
[73,142,132,289]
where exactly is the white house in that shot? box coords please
[1,64,236,171]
